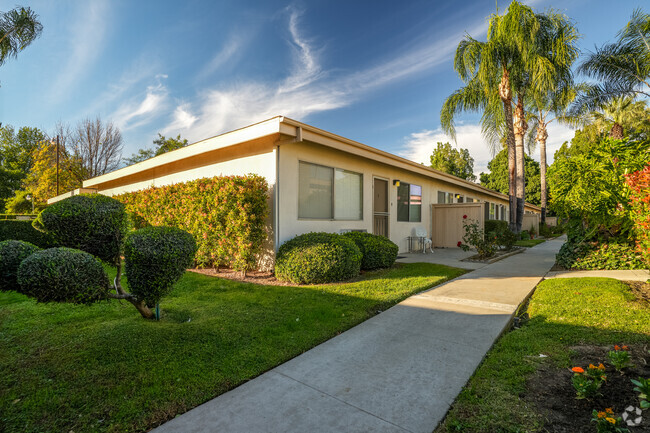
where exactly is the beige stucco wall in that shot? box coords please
[277,140,526,253]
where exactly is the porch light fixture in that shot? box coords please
[393,180,400,187]
[455,194,461,199]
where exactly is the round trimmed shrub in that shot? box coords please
[33,194,129,264]
[275,232,362,284]
[17,248,110,304]
[342,232,398,270]
[0,240,41,291]
[124,226,197,306]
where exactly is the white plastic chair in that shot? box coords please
[414,227,433,254]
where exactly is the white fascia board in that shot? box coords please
[83,117,283,188]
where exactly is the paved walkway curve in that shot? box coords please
[152,238,565,433]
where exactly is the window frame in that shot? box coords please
[397,182,422,223]
[297,160,364,221]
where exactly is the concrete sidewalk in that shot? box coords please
[545,269,649,281]
[153,238,564,433]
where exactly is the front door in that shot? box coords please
[373,178,389,237]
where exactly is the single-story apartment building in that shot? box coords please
[49,116,540,255]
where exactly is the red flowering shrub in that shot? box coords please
[116,175,269,272]
[626,165,650,266]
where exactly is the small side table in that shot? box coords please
[407,236,425,253]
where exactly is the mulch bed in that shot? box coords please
[525,345,650,432]
[523,281,650,433]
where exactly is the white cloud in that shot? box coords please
[49,1,109,101]
[400,125,492,178]
[162,6,488,142]
[195,33,247,82]
[399,121,577,179]
[164,103,198,132]
[111,76,169,131]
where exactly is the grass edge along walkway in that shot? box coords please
[435,277,650,433]
[0,262,464,433]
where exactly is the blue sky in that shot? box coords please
[1,0,647,176]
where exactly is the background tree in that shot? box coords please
[577,9,650,108]
[0,6,42,66]
[124,133,189,166]
[71,117,123,179]
[590,96,649,139]
[0,125,46,210]
[480,149,541,206]
[429,142,476,181]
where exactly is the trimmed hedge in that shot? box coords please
[17,248,110,304]
[0,240,41,291]
[0,220,56,248]
[275,232,362,284]
[556,241,646,270]
[484,220,508,235]
[342,232,398,270]
[33,194,129,264]
[116,175,269,272]
[124,226,197,306]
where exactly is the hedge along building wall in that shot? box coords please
[115,175,270,272]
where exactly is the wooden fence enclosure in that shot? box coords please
[430,203,485,248]
[522,213,540,233]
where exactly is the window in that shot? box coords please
[298,161,362,220]
[489,202,496,219]
[466,197,474,203]
[398,183,422,222]
[456,194,464,203]
[437,191,453,204]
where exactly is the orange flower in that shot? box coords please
[589,363,597,369]
[597,411,607,418]
[598,363,606,370]
[605,408,614,414]
[606,417,616,424]
[614,345,621,351]
[572,367,585,373]
[622,345,629,350]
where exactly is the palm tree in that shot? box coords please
[0,6,42,66]
[442,2,579,232]
[576,9,650,109]
[591,96,648,139]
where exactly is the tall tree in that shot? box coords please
[429,142,476,181]
[0,6,42,66]
[72,117,123,179]
[591,96,649,139]
[577,9,650,108]
[124,133,189,166]
[480,149,541,206]
[0,125,46,209]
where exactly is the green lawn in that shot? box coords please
[436,277,650,432]
[515,238,546,247]
[0,262,464,433]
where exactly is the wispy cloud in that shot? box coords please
[162,6,488,142]
[195,33,247,82]
[48,1,109,102]
[111,75,169,131]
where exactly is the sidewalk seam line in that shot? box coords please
[273,371,416,433]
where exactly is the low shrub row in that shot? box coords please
[275,232,398,284]
[0,220,57,248]
[556,240,646,270]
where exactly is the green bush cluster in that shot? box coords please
[124,226,197,306]
[17,248,110,305]
[34,194,129,263]
[0,240,40,291]
[460,220,496,258]
[556,241,646,270]
[520,230,531,240]
[342,232,398,270]
[485,220,517,251]
[116,175,269,272]
[275,232,362,284]
[0,220,56,248]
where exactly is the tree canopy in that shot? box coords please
[124,134,189,166]
[480,149,541,206]
[0,6,42,66]
[429,142,476,181]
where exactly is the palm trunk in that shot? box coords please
[499,67,517,232]
[537,125,548,224]
[609,123,624,139]
[513,93,528,233]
